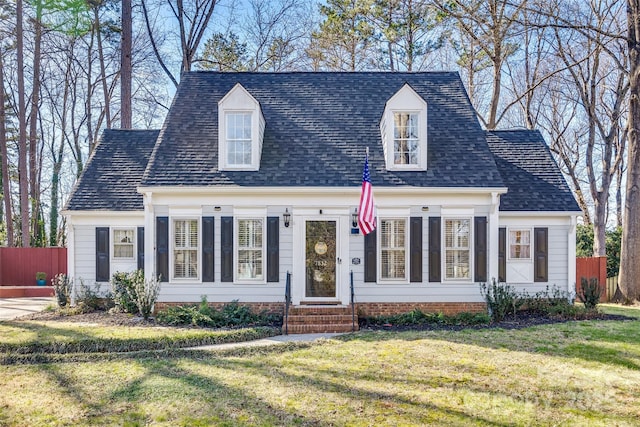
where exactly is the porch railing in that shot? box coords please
[284,271,291,335]
[350,270,356,332]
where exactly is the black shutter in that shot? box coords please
[137,226,144,272]
[410,217,423,282]
[95,227,110,282]
[364,229,377,282]
[202,217,215,282]
[498,227,506,282]
[267,217,279,282]
[156,217,169,282]
[474,217,487,282]
[221,216,233,282]
[534,227,548,282]
[428,217,441,282]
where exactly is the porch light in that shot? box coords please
[283,208,291,227]
[352,208,358,228]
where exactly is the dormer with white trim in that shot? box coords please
[218,83,265,171]
[380,83,428,171]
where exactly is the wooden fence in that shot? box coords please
[0,247,67,287]
[576,256,607,301]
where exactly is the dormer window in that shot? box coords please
[380,84,427,171]
[393,112,419,165]
[218,83,265,171]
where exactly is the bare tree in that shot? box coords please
[16,0,29,247]
[121,0,132,128]
[0,45,13,246]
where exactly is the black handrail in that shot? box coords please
[350,270,355,332]
[284,271,291,335]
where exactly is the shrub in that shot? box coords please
[577,277,601,310]
[156,297,281,328]
[52,273,71,307]
[73,280,113,311]
[126,274,161,320]
[359,309,490,328]
[111,271,141,314]
[479,279,524,322]
[521,285,575,316]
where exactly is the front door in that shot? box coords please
[305,220,337,299]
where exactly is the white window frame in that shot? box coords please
[443,217,472,282]
[508,228,532,260]
[171,218,200,281]
[392,112,420,167]
[224,111,253,168]
[112,228,135,260]
[234,217,266,284]
[377,217,409,283]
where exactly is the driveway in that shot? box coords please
[0,297,55,321]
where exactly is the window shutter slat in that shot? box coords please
[96,227,110,282]
[156,217,169,282]
[202,217,215,282]
[137,227,144,272]
[221,216,234,282]
[534,227,548,282]
[474,217,487,282]
[428,217,441,282]
[267,217,279,282]
[410,217,422,282]
[498,227,506,282]
[364,229,377,282]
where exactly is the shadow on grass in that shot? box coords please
[343,317,640,371]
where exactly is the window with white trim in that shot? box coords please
[509,229,531,259]
[113,229,134,259]
[173,219,198,279]
[444,219,470,280]
[393,113,419,165]
[226,112,252,166]
[380,218,407,280]
[237,218,264,281]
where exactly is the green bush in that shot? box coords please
[521,285,575,315]
[360,309,490,328]
[479,279,524,322]
[111,271,141,314]
[577,277,601,310]
[74,280,113,311]
[156,297,281,328]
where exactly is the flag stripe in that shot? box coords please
[358,155,376,235]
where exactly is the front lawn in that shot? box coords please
[0,305,639,426]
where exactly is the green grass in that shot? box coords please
[0,306,639,426]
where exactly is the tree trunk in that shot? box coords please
[29,5,43,246]
[120,0,132,128]
[16,0,30,247]
[0,47,14,247]
[95,6,112,130]
[620,0,640,301]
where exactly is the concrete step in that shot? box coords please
[0,286,55,298]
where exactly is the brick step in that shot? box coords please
[0,286,55,298]
[286,314,354,325]
[286,323,359,334]
[288,305,352,316]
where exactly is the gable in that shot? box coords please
[141,72,504,189]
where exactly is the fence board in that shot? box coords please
[606,276,618,302]
[576,256,607,302]
[0,248,67,286]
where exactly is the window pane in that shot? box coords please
[393,112,419,165]
[509,230,531,259]
[174,220,198,279]
[380,219,406,280]
[445,219,470,280]
[237,219,263,280]
[226,112,252,166]
[113,229,134,259]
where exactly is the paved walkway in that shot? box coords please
[0,297,55,321]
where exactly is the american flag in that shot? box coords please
[358,154,376,235]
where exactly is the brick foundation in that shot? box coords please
[356,302,487,317]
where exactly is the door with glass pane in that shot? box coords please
[305,220,337,298]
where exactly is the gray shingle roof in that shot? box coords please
[486,130,581,212]
[141,72,505,188]
[65,129,159,211]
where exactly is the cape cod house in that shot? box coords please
[63,72,581,332]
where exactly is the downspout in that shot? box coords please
[487,192,501,283]
[568,215,577,299]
